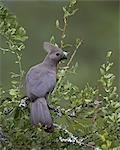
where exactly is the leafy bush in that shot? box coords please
[0,0,119,149]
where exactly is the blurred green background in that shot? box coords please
[1,0,119,91]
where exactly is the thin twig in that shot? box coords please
[55,42,82,92]
[61,17,67,48]
[67,48,77,67]
[16,53,24,90]
[54,123,97,149]
[57,48,78,89]
[0,47,10,53]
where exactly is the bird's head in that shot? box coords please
[43,42,68,63]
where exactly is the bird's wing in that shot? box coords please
[26,66,56,98]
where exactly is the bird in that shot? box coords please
[25,42,67,133]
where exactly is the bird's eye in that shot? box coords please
[56,53,60,56]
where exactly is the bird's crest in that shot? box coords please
[43,42,60,53]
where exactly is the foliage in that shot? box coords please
[0,0,119,150]
[0,0,28,95]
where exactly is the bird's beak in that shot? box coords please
[62,51,68,59]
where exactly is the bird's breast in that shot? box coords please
[47,71,56,92]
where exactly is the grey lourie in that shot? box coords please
[25,42,67,133]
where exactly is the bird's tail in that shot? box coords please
[30,97,54,133]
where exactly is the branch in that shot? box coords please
[0,47,10,54]
[54,123,97,149]
[56,40,82,92]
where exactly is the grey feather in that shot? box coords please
[25,42,67,133]
[30,98,52,126]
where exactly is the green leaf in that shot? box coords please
[100,68,105,75]
[106,63,113,71]
[62,34,66,39]
[99,78,106,86]
[63,7,67,13]
[9,89,18,96]
[69,0,77,7]
[63,7,71,18]
[85,99,92,103]
[106,140,112,148]
[11,72,20,78]
[56,19,59,28]
[11,81,18,84]
[13,35,28,42]
[102,64,106,69]
[106,51,112,58]
[75,38,82,49]
[109,87,117,98]
[104,73,113,79]
[60,69,65,76]
[18,27,26,36]
[101,144,108,150]
[62,43,72,48]
[0,21,4,29]
[70,9,79,16]
[50,35,55,44]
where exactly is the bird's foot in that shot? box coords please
[19,96,30,109]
